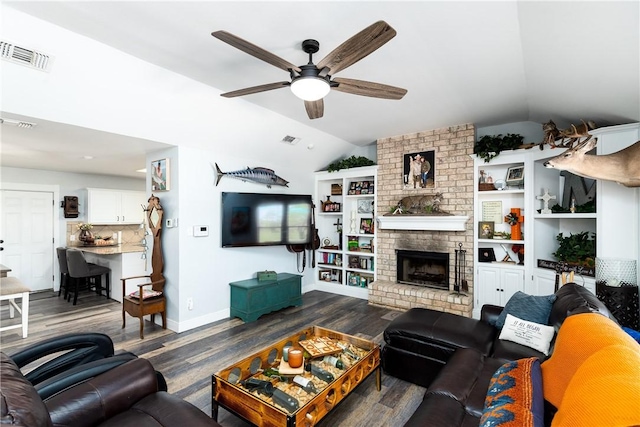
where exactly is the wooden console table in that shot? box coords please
[229,273,302,322]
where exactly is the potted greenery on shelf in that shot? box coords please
[474,133,524,163]
[552,231,596,267]
[327,156,375,172]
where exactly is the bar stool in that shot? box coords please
[66,249,111,305]
[0,277,30,338]
[56,247,70,300]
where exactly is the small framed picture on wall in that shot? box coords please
[151,158,170,191]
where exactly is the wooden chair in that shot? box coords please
[122,195,166,339]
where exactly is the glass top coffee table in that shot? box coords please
[212,326,381,427]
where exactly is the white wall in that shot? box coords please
[0,6,357,173]
[1,5,363,332]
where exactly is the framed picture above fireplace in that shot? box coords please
[403,150,435,189]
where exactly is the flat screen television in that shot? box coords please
[221,192,313,248]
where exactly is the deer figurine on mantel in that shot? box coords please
[543,138,640,187]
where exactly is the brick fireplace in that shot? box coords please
[369,124,475,317]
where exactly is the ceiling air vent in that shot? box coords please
[0,40,52,72]
[0,118,37,129]
[281,135,301,145]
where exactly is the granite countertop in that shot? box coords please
[69,244,145,255]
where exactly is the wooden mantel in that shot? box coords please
[377,215,469,231]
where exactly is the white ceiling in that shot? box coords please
[1,1,638,178]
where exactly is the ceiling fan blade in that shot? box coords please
[212,31,301,73]
[221,81,290,98]
[304,99,324,120]
[332,77,407,100]
[317,21,396,75]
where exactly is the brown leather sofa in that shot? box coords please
[1,352,221,427]
[382,284,616,427]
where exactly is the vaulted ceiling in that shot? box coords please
[2,1,638,177]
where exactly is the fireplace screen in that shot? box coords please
[397,250,449,290]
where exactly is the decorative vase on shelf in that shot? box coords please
[78,229,94,244]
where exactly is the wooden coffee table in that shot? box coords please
[212,326,381,426]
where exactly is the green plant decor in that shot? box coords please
[474,133,524,163]
[552,231,596,266]
[327,156,376,172]
[550,199,596,214]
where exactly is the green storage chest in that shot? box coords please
[229,273,302,322]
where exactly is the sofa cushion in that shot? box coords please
[98,392,222,427]
[425,348,505,418]
[541,312,638,408]
[0,352,53,427]
[490,337,546,361]
[384,308,496,358]
[550,344,640,427]
[491,292,556,329]
[403,348,505,427]
[480,357,544,427]
[498,314,555,356]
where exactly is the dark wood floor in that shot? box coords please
[1,289,425,426]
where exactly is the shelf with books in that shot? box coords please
[346,271,374,288]
[314,165,377,300]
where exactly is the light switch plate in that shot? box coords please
[193,225,208,237]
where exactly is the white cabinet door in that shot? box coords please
[533,268,557,296]
[477,265,524,309]
[88,189,146,224]
[501,268,525,302]
[120,191,146,224]
[476,266,501,307]
[87,189,121,224]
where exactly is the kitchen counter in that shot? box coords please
[70,244,145,255]
[67,244,149,302]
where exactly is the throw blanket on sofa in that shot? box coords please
[541,313,640,427]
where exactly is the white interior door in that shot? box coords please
[0,190,54,291]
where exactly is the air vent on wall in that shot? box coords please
[0,118,37,129]
[281,135,301,145]
[0,40,52,72]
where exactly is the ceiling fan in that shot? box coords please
[211,21,407,120]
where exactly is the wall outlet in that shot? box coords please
[69,235,76,242]
[187,297,193,310]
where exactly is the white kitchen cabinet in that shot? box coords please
[532,267,595,296]
[87,188,146,224]
[476,264,524,308]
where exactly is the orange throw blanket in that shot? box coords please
[541,313,640,427]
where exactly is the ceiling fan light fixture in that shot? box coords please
[290,77,330,101]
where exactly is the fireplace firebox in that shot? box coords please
[397,250,449,290]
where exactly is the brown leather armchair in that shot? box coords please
[1,352,221,427]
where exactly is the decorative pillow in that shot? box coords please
[480,357,544,427]
[129,289,162,299]
[550,344,640,427]
[499,314,555,355]
[491,291,557,329]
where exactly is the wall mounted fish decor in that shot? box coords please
[213,163,289,188]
